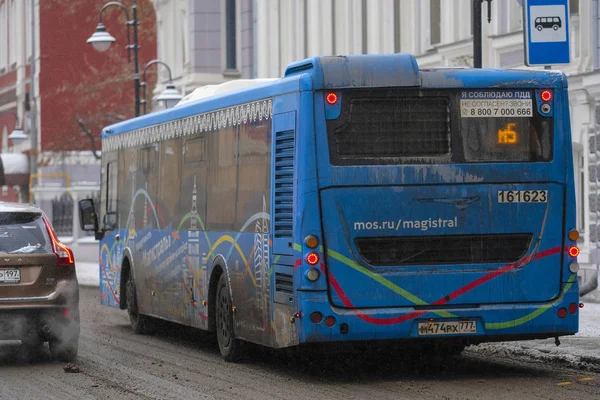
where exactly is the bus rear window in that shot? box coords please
[325,89,553,165]
[461,117,552,162]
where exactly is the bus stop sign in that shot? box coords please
[523,0,570,66]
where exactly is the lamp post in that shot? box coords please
[140,60,183,114]
[0,111,28,147]
[87,0,141,117]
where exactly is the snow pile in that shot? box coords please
[76,262,99,287]
[468,302,600,371]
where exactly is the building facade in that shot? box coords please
[253,0,600,291]
[151,0,256,101]
[0,0,158,190]
[0,0,158,262]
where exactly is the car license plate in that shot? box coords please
[417,320,477,336]
[498,190,548,203]
[0,269,20,283]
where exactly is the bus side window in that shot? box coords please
[104,161,118,230]
[180,137,208,231]
[159,138,182,224]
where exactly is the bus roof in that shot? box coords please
[101,53,567,139]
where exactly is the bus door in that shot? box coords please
[99,151,120,307]
[270,110,299,347]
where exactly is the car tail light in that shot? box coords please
[43,216,74,266]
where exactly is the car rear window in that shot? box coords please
[0,212,53,254]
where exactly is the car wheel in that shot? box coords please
[49,334,79,362]
[553,24,559,30]
[215,273,242,362]
[125,269,155,334]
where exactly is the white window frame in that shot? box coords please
[221,0,242,74]
[9,0,16,67]
[0,2,7,72]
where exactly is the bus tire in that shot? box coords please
[125,269,155,335]
[215,273,242,362]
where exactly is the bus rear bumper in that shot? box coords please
[297,286,579,345]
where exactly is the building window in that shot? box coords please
[430,0,441,46]
[570,0,578,15]
[394,0,401,53]
[225,0,237,70]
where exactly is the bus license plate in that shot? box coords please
[498,190,548,203]
[417,320,477,336]
[0,269,20,283]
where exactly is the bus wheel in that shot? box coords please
[125,271,155,335]
[215,273,242,362]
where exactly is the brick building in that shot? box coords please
[0,0,157,201]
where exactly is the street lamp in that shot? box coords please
[1,111,28,146]
[86,0,141,117]
[141,60,183,114]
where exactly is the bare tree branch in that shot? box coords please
[76,116,101,160]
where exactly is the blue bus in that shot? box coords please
[79,54,580,361]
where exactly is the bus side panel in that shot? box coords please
[268,92,302,348]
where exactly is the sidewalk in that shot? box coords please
[76,262,100,287]
[468,303,600,371]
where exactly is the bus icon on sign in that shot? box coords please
[535,16,561,31]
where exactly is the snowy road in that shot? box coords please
[1,287,600,399]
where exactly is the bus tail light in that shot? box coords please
[306,252,319,265]
[568,246,580,258]
[557,308,567,318]
[568,303,578,314]
[324,316,336,327]
[326,92,338,105]
[310,312,323,324]
[568,229,579,241]
[304,235,319,249]
[540,90,552,102]
[569,262,579,274]
[306,268,320,281]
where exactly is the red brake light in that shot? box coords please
[557,307,567,318]
[43,216,74,265]
[568,245,580,258]
[326,92,338,105]
[306,252,319,266]
[540,90,552,102]
[568,303,578,314]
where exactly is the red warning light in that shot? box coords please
[568,245,580,258]
[326,92,338,105]
[306,252,320,265]
[540,90,552,102]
